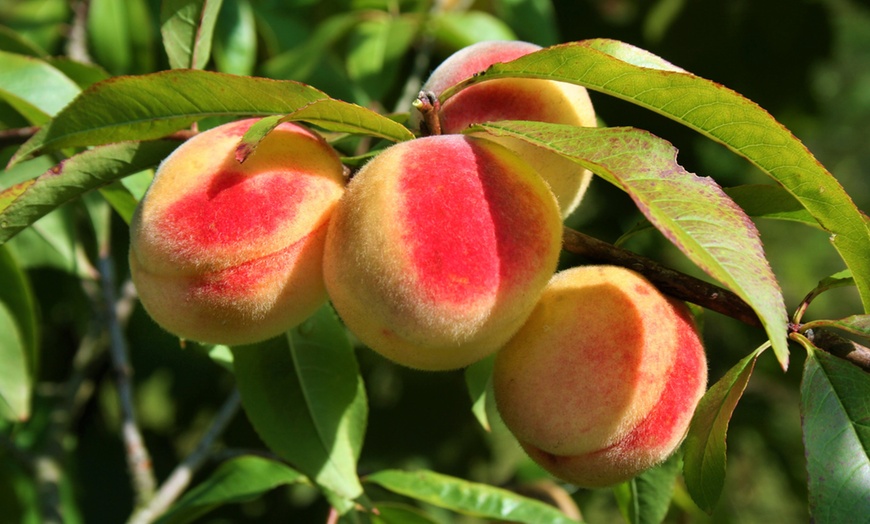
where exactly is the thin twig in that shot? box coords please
[805,329,870,373]
[65,0,92,64]
[127,389,242,524]
[562,227,763,327]
[99,249,157,506]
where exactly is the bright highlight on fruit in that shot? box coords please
[493,265,707,487]
[323,134,563,371]
[129,118,346,346]
[415,40,598,218]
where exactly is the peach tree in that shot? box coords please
[0,1,868,522]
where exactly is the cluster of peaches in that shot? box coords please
[129,42,707,488]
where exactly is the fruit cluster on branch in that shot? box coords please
[129,41,708,488]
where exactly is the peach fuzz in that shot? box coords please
[129,118,346,346]
[492,265,707,487]
[415,40,598,218]
[322,134,562,371]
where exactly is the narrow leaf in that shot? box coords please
[232,305,367,502]
[0,245,37,421]
[613,453,680,524]
[471,122,789,368]
[449,39,870,313]
[10,70,329,164]
[802,315,870,341]
[0,50,81,124]
[365,469,580,524]
[161,0,225,70]
[213,0,257,75]
[464,355,495,432]
[801,346,870,523]
[372,502,442,524]
[346,14,418,102]
[683,344,764,513]
[0,140,180,245]
[236,100,413,162]
[156,455,307,524]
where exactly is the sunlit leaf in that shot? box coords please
[801,345,870,523]
[232,305,367,503]
[88,0,155,75]
[235,100,413,162]
[470,122,789,368]
[683,344,764,513]
[449,39,870,314]
[161,0,224,70]
[0,140,180,245]
[10,70,330,164]
[365,469,579,524]
[346,14,418,103]
[464,355,494,432]
[156,455,307,524]
[0,50,80,124]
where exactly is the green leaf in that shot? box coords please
[0,245,37,421]
[235,101,413,162]
[156,455,308,524]
[449,39,870,314]
[213,0,257,75]
[346,14,418,103]
[802,315,870,341]
[372,502,442,524]
[88,0,155,75]
[470,121,789,368]
[617,183,822,246]
[464,355,495,432]
[431,11,517,50]
[10,70,329,164]
[0,25,47,57]
[231,305,367,502]
[365,469,580,524]
[613,452,680,524]
[492,0,559,46]
[161,0,224,70]
[0,140,180,245]
[6,205,80,274]
[98,181,142,225]
[683,344,764,513]
[801,346,870,523]
[0,50,81,124]
[45,58,111,90]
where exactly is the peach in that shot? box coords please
[322,134,562,371]
[129,118,346,346]
[414,40,598,218]
[492,265,707,487]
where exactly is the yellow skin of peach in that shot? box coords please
[323,134,563,371]
[415,40,598,218]
[493,265,708,487]
[129,118,346,346]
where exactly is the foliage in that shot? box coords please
[1,0,869,522]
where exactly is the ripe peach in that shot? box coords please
[129,118,346,346]
[323,134,562,371]
[492,265,707,487]
[414,40,598,218]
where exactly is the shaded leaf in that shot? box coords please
[0,140,180,245]
[156,455,307,524]
[213,0,257,75]
[372,502,442,524]
[0,50,80,124]
[801,345,870,523]
[88,0,155,75]
[431,11,516,50]
[10,70,329,164]
[464,355,495,432]
[613,452,680,524]
[493,0,559,46]
[683,344,764,513]
[161,0,224,70]
[0,245,37,421]
[471,121,789,368]
[232,305,367,502]
[803,315,870,341]
[449,38,870,314]
[365,469,579,524]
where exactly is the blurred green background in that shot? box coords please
[1,0,868,522]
